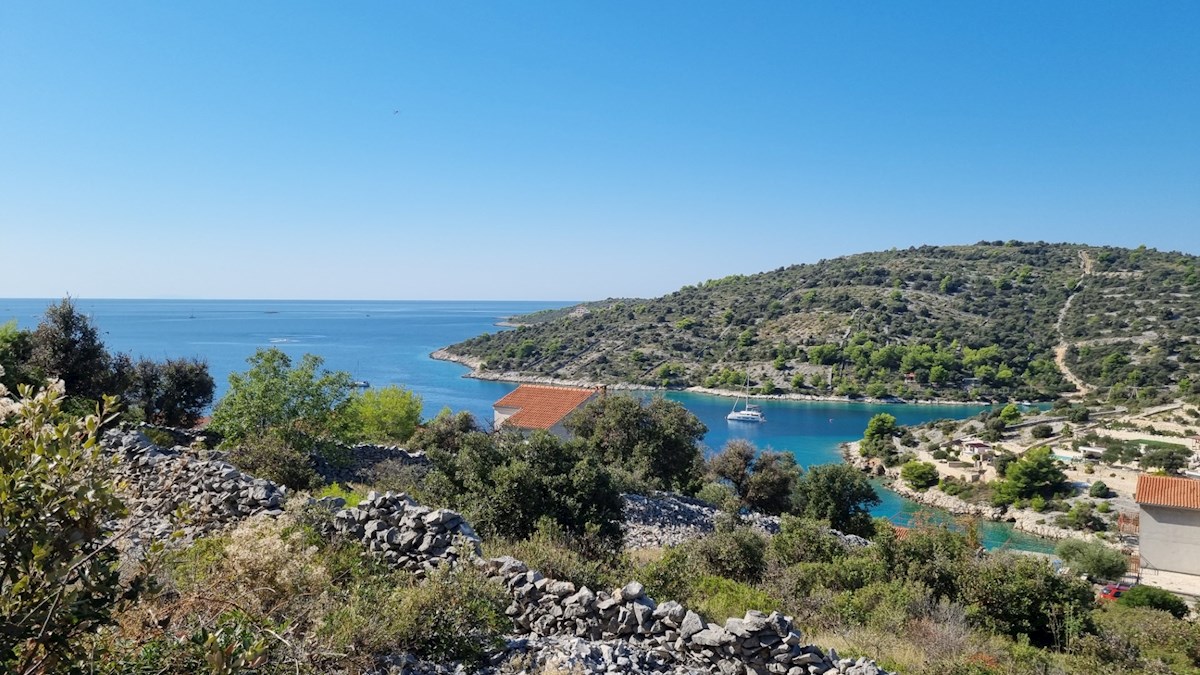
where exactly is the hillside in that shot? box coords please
[444,242,1200,403]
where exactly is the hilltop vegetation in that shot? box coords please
[446,242,1200,404]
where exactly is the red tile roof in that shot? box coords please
[494,384,598,431]
[1135,474,1200,511]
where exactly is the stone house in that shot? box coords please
[492,384,601,439]
[1135,474,1200,576]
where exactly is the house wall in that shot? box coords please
[1140,504,1200,576]
[494,406,518,432]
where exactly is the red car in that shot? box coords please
[1099,583,1133,601]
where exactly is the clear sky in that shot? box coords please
[1,2,1197,301]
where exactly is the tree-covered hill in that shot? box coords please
[445,242,1200,403]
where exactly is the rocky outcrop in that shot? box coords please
[101,429,286,547]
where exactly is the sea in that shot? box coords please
[1,298,1055,553]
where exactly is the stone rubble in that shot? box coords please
[623,493,871,551]
[318,491,483,577]
[101,429,286,547]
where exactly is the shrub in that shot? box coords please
[1117,585,1189,619]
[124,356,214,428]
[770,515,847,566]
[0,380,130,674]
[959,553,1095,647]
[344,385,423,444]
[1088,481,1110,498]
[900,461,939,490]
[228,433,320,490]
[695,481,740,511]
[485,519,628,592]
[565,394,707,493]
[708,441,803,515]
[690,526,769,584]
[932,448,949,460]
[689,575,776,624]
[791,463,881,537]
[1055,539,1127,580]
[1030,424,1053,439]
[209,348,354,450]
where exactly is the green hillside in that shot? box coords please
[445,242,1200,403]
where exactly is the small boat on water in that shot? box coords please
[727,403,766,423]
[727,375,766,423]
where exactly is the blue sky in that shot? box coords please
[1,2,1197,301]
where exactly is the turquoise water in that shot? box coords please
[1,298,1052,552]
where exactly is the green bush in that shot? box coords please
[1054,539,1127,580]
[1117,585,1189,619]
[228,432,320,491]
[1088,481,1110,498]
[1,381,131,674]
[791,463,880,537]
[344,385,423,444]
[900,460,939,490]
[209,348,354,450]
[770,515,847,566]
[690,526,769,584]
[485,519,628,592]
[1030,423,1053,439]
[689,575,776,624]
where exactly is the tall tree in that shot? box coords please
[27,298,112,400]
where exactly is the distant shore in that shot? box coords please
[430,349,994,407]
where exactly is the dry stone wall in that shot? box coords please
[103,431,889,675]
[101,429,287,547]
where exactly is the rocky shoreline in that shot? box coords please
[431,349,994,407]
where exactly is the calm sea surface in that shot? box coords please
[1,298,1054,553]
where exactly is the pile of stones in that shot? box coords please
[622,493,871,551]
[312,443,429,484]
[479,557,887,675]
[101,429,286,547]
[325,491,482,576]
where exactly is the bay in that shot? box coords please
[1,298,1054,552]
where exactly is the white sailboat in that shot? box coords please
[726,375,766,423]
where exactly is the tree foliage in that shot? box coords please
[1055,539,1127,580]
[564,394,706,493]
[124,356,215,427]
[26,298,115,401]
[790,463,880,537]
[995,446,1068,503]
[707,440,802,515]
[426,429,624,549]
[344,385,423,444]
[209,348,354,449]
[1117,585,1189,619]
[900,460,939,490]
[0,377,131,674]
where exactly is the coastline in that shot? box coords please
[431,349,995,407]
[841,441,1099,545]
